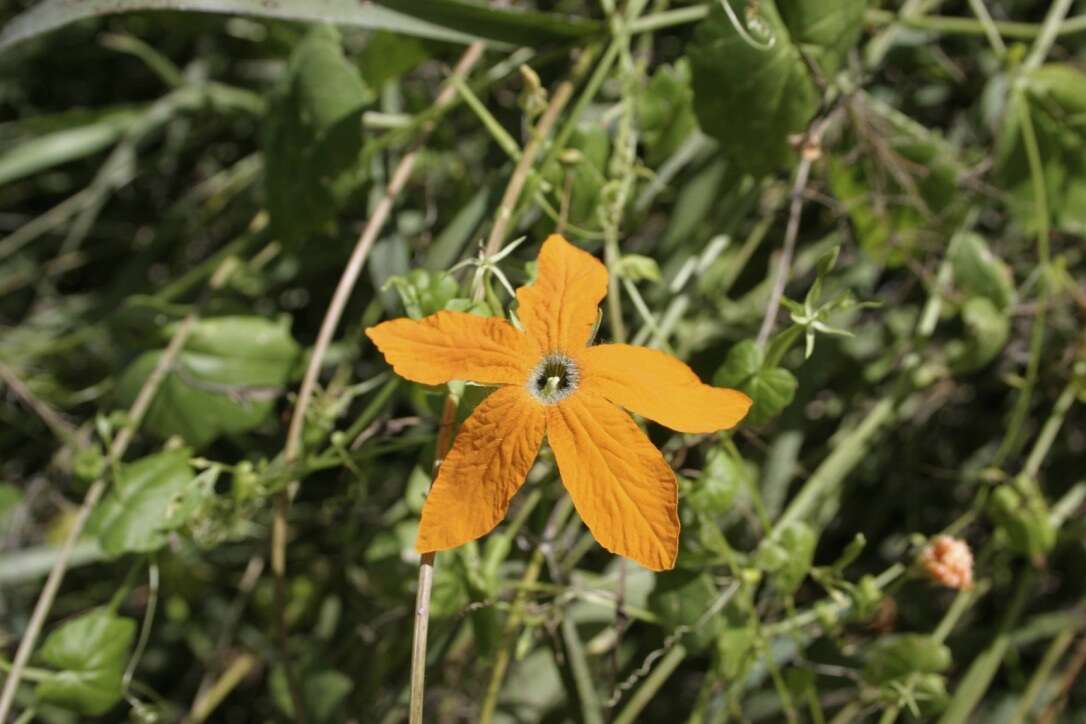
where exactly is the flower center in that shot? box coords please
[527,353,579,405]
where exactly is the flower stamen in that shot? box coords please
[528,354,579,405]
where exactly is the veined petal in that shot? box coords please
[581,344,752,433]
[417,386,546,552]
[546,391,679,571]
[516,234,608,353]
[366,310,538,386]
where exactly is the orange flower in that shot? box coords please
[365,234,752,570]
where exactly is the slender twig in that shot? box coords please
[965,0,1006,57]
[185,654,258,724]
[267,43,484,723]
[755,150,814,348]
[1023,0,1074,72]
[408,393,459,724]
[0,257,240,722]
[0,363,77,443]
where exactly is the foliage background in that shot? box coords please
[1,0,1084,722]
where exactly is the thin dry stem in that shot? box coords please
[0,256,240,722]
[756,156,813,348]
[268,42,485,723]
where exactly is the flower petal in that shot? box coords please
[546,391,679,571]
[581,344,752,433]
[517,234,608,353]
[417,386,546,552]
[366,310,538,386]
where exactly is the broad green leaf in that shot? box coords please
[996,64,1086,234]
[756,521,817,595]
[264,24,373,245]
[89,448,193,556]
[0,0,491,53]
[688,446,747,515]
[688,0,819,175]
[947,297,1010,372]
[373,0,602,46]
[864,634,951,685]
[746,367,798,425]
[117,316,301,448]
[647,570,723,652]
[714,341,796,424]
[776,0,867,74]
[637,60,697,166]
[357,32,429,87]
[35,608,136,716]
[714,339,763,387]
[949,232,1017,312]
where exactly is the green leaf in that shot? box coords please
[647,570,723,652]
[948,232,1016,312]
[357,31,429,87]
[372,0,602,46]
[756,521,817,595]
[35,608,136,716]
[714,341,796,424]
[996,65,1086,234]
[688,0,819,175]
[947,297,1010,372]
[776,0,867,74]
[864,634,951,685]
[117,316,301,448]
[615,254,662,283]
[745,367,798,425]
[264,24,373,245]
[89,448,193,556]
[637,60,697,166]
[385,269,461,319]
[988,478,1056,560]
[0,0,492,53]
[714,340,763,387]
[688,446,748,515]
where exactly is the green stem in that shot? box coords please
[775,396,899,532]
[1023,0,1075,71]
[612,645,688,724]
[1022,376,1079,480]
[993,90,1050,467]
[865,8,1086,41]
[627,5,707,34]
[1008,629,1075,724]
[937,570,1033,724]
[560,615,604,724]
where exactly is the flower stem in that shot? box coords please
[408,391,461,724]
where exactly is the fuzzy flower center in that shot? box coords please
[527,353,579,405]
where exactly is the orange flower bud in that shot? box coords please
[919,535,974,591]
